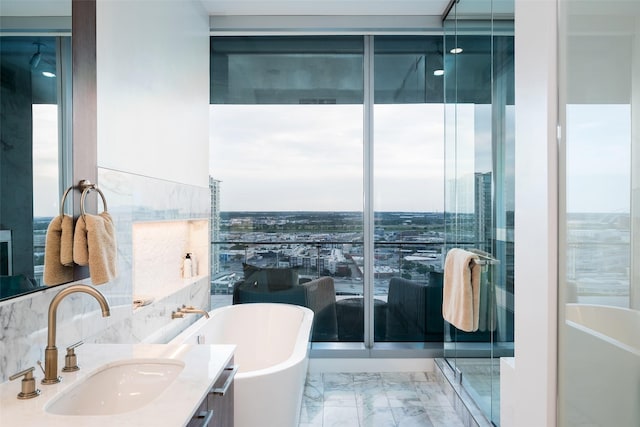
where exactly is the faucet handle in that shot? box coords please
[62,340,84,372]
[9,367,41,400]
[171,307,185,319]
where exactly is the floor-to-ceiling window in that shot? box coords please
[373,36,445,345]
[208,33,512,388]
[209,35,448,349]
[209,36,366,344]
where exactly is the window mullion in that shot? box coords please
[363,35,375,350]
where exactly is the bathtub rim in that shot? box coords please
[565,303,640,356]
[170,302,314,379]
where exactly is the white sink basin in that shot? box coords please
[45,358,185,416]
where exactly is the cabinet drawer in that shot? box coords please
[186,398,214,427]
[207,362,237,427]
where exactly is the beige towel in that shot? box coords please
[478,272,496,332]
[442,248,481,332]
[60,214,74,266]
[73,216,89,266]
[73,212,117,285]
[44,215,73,285]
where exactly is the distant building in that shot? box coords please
[475,172,492,248]
[210,177,222,277]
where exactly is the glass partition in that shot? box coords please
[209,35,449,348]
[209,36,365,343]
[443,0,514,424]
[558,0,640,425]
[372,35,446,344]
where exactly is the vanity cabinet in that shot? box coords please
[187,359,236,427]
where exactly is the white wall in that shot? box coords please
[514,1,558,426]
[0,0,213,384]
[96,0,210,187]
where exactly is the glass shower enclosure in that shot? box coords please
[442,1,515,425]
[558,0,640,425]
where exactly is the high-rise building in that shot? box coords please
[475,172,493,249]
[209,177,221,277]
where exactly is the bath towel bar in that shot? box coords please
[468,248,500,265]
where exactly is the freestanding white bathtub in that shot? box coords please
[170,303,314,427]
[563,304,640,426]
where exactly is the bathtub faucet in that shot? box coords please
[171,305,210,319]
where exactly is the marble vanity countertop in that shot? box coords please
[0,343,235,427]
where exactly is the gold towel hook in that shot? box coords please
[78,179,108,217]
[59,186,73,217]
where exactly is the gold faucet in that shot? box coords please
[171,305,210,319]
[42,284,110,385]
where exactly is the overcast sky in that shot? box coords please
[209,103,448,212]
[566,104,630,214]
[32,103,630,217]
[33,104,59,217]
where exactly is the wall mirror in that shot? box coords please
[1,17,76,300]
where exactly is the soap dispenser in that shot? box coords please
[182,253,192,279]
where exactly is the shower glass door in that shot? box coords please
[443,0,514,424]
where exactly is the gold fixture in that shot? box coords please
[171,305,210,319]
[171,310,184,319]
[43,284,110,385]
[9,367,40,399]
[62,340,84,372]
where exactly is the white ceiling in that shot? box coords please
[0,0,451,18]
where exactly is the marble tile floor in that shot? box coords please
[298,372,466,427]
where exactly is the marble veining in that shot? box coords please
[133,219,209,299]
[0,169,211,382]
[299,372,465,427]
[433,359,494,427]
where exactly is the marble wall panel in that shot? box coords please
[0,169,211,382]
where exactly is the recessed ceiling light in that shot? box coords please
[433,69,444,76]
[42,71,56,78]
[450,47,463,54]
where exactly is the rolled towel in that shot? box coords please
[73,212,117,285]
[44,216,73,285]
[60,214,74,266]
[442,248,481,332]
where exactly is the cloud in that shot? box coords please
[566,104,631,213]
[209,104,447,212]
